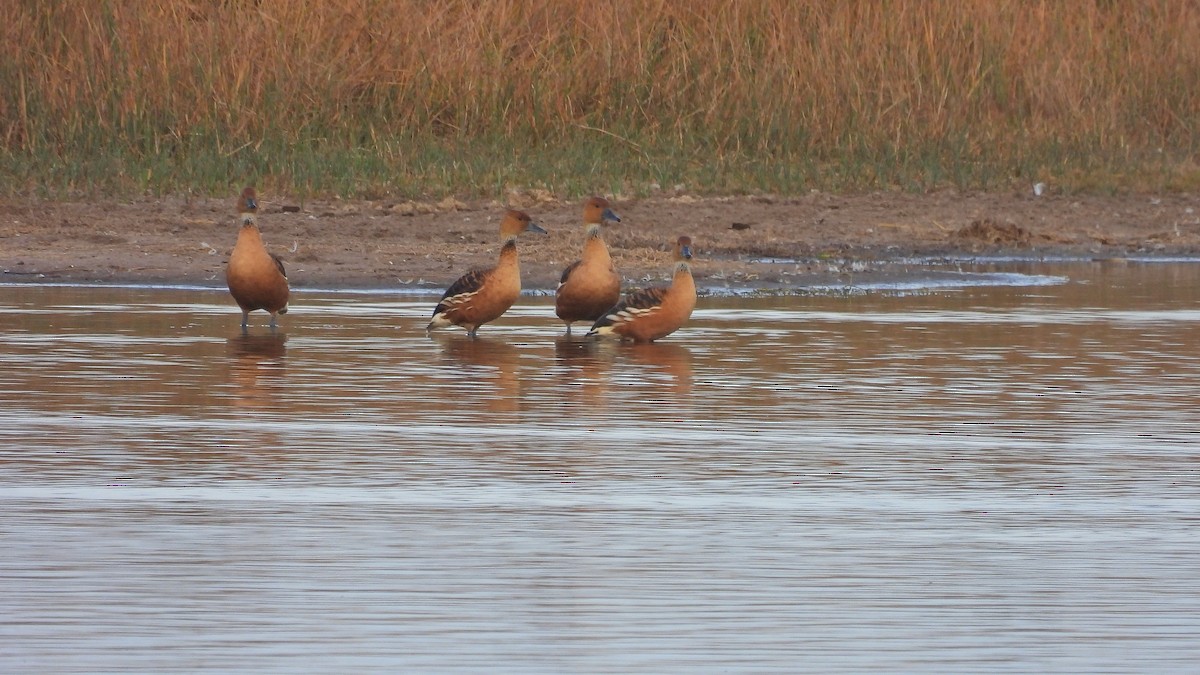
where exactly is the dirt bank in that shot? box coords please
[2,190,1199,291]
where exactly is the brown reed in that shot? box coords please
[3,0,1198,197]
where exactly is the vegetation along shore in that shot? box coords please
[2,2,1198,290]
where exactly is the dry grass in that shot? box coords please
[3,0,1199,197]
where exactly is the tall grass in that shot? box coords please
[3,0,1198,198]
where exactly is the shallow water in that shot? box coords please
[2,260,1199,673]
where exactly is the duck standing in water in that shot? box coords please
[226,187,289,329]
[427,209,547,337]
[555,197,622,335]
[587,236,696,343]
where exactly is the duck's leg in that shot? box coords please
[467,325,479,338]
[269,313,277,329]
[564,322,573,336]
[241,310,250,329]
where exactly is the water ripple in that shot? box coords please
[3,263,1200,673]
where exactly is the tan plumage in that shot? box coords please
[587,236,696,343]
[427,209,547,337]
[226,187,289,329]
[556,196,622,334]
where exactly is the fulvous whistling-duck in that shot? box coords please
[427,209,547,337]
[555,196,622,334]
[587,236,696,343]
[226,187,290,329]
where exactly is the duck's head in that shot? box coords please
[237,187,258,226]
[583,196,621,226]
[499,209,548,241]
[674,235,694,261]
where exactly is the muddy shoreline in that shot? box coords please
[3,191,1199,292]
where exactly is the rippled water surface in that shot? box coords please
[3,261,1199,672]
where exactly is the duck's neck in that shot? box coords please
[671,261,695,302]
[498,238,519,266]
[237,218,263,245]
[582,224,610,262]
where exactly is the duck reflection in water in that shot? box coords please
[622,341,694,396]
[226,332,287,409]
[554,336,696,398]
[578,339,694,398]
[437,335,523,414]
[554,337,610,407]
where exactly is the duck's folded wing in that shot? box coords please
[434,268,488,313]
[592,286,668,328]
[558,259,582,287]
[270,253,287,279]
